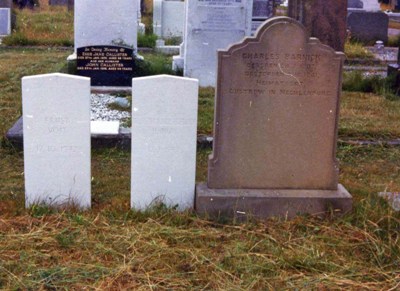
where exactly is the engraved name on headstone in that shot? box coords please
[23,73,91,208]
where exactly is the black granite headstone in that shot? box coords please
[347,0,363,9]
[253,0,274,19]
[347,11,389,43]
[77,46,134,87]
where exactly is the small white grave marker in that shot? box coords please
[131,75,198,210]
[23,73,91,208]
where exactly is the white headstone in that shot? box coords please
[153,0,185,39]
[362,0,380,11]
[131,75,198,210]
[0,8,11,36]
[184,0,253,87]
[23,73,91,208]
[74,0,138,53]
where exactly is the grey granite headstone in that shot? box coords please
[23,73,91,209]
[348,0,363,9]
[131,75,198,210]
[196,17,352,220]
[348,11,389,43]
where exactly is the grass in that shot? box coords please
[1,47,400,289]
[344,41,374,59]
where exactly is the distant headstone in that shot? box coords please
[184,0,253,87]
[0,0,11,8]
[252,0,275,32]
[131,75,198,210]
[348,0,363,9]
[49,0,67,5]
[76,46,134,87]
[153,0,185,39]
[0,8,10,35]
[361,0,380,11]
[288,0,347,52]
[347,11,389,43]
[23,73,91,208]
[196,17,352,219]
[74,0,138,53]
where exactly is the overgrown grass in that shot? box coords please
[2,4,73,46]
[344,41,374,59]
[1,49,400,289]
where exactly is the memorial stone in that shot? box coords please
[252,0,275,32]
[74,0,138,53]
[23,73,91,208]
[153,0,185,39]
[49,0,68,5]
[196,17,352,219]
[348,0,363,9]
[131,75,198,210]
[0,8,10,35]
[347,11,389,43]
[184,0,253,87]
[0,0,11,8]
[77,46,134,87]
[288,0,347,52]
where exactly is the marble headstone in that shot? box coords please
[0,8,10,35]
[184,0,253,87]
[23,73,91,208]
[131,75,198,210]
[153,0,185,39]
[196,17,352,219]
[74,0,138,53]
[288,0,347,52]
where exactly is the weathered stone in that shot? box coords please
[196,17,352,219]
[347,11,389,43]
[131,75,198,210]
[23,73,91,208]
[184,0,253,87]
[288,0,347,52]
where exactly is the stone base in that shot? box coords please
[195,183,352,220]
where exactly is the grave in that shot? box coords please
[348,0,363,8]
[131,75,198,210]
[76,46,134,87]
[288,0,347,52]
[196,17,352,219]
[153,0,185,40]
[23,73,91,208]
[0,8,10,35]
[252,0,275,33]
[0,0,11,8]
[347,11,389,43]
[184,0,253,87]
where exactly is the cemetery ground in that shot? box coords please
[1,47,400,289]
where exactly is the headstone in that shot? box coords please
[74,0,138,53]
[347,11,389,43]
[288,0,347,52]
[49,0,68,5]
[0,8,10,35]
[23,73,91,208]
[153,0,185,39]
[348,0,363,9]
[184,0,253,87]
[196,17,352,219]
[76,46,134,87]
[252,0,275,33]
[131,75,198,210]
[0,0,11,8]
[362,0,380,11]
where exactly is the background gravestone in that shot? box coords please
[74,0,138,53]
[252,0,275,32]
[184,0,253,87]
[348,0,363,8]
[153,0,185,40]
[288,0,347,52]
[49,0,67,5]
[196,17,352,219]
[131,75,198,210]
[23,73,91,208]
[0,8,10,35]
[0,0,11,7]
[347,11,388,43]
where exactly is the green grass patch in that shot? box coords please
[344,41,374,59]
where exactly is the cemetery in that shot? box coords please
[0,0,400,288]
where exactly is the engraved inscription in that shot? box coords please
[77,47,133,72]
